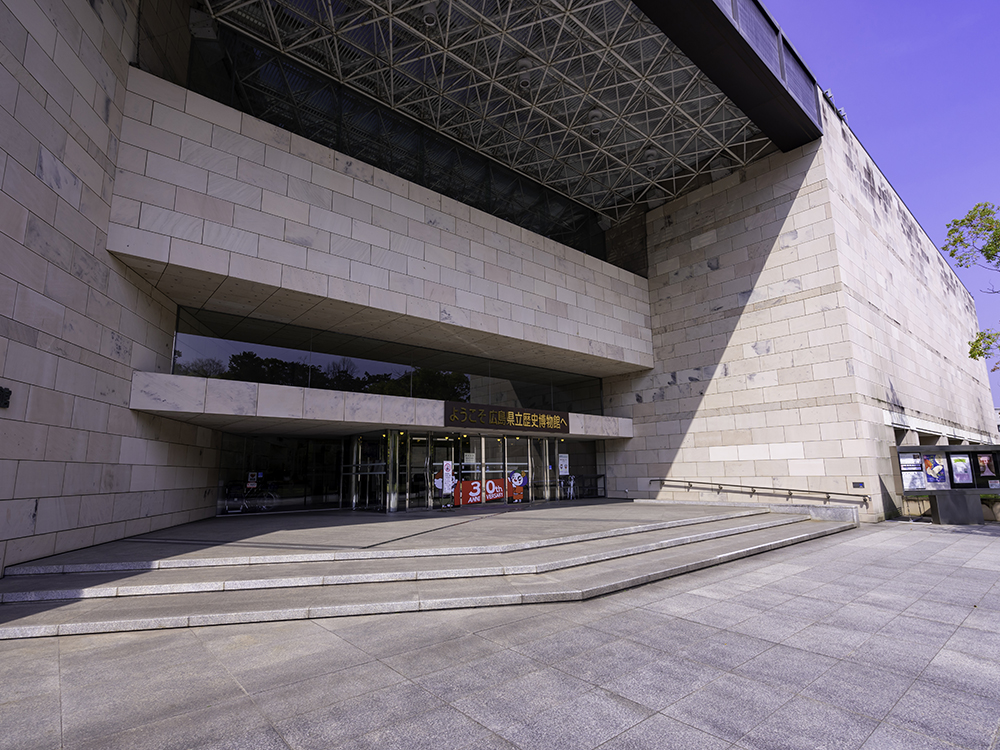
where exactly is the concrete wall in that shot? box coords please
[110,69,654,379]
[603,100,994,521]
[0,0,218,574]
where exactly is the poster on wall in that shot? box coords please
[949,454,974,486]
[558,454,569,476]
[454,474,526,504]
[922,453,950,489]
[898,452,926,491]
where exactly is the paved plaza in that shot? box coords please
[2,519,1000,750]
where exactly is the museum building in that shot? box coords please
[0,0,996,573]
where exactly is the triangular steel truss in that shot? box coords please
[205,0,774,223]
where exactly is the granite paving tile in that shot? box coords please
[735,696,878,750]
[251,659,404,722]
[800,661,915,720]
[497,688,652,750]
[942,624,1000,662]
[675,631,774,670]
[844,633,944,677]
[508,623,619,664]
[552,638,671,685]
[899,598,974,625]
[190,619,373,693]
[728,611,812,642]
[859,722,973,750]
[778,621,871,658]
[382,632,504,678]
[599,652,724,711]
[918,648,1000,701]
[0,693,62,750]
[450,667,594,732]
[885,679,1000,750]
[65,695,288,750]
[415,648,543,702]
[734,644,838,690]
[273,681,444,749]
[58,633,245,745]
[337,705,495,750]
[0,637,61,702]
[661,673,796,743]
[594,713,732,750]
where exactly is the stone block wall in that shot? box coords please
[820,106,996,506]
[0,0,218,574]
[109,69,654,378]
[602,99,994,520]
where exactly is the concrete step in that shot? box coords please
[3,506,772,574]
[0,512,808,603]
[0,518,855,639]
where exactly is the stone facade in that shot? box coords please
[110,69,653,378]
[0,0,221,574]
[0,0,994,573]
[602,103,995,521]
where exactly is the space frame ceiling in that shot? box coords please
[203,0,792,225]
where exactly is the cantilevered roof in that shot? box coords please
[202,0,819,228]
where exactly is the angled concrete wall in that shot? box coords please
[603,99,994,521]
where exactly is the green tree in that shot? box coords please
[943,202,1000,370]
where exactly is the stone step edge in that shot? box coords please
[0,522,855,640]
[5,508,772,576]
[0,515,809,603]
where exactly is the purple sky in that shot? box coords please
[760,0,1000,405]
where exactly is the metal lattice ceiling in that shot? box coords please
[203,0,775,224]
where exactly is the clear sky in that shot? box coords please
[760,0,1000,405]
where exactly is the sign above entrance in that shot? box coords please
[445,401,569,434]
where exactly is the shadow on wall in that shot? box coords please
[602,145,833,505]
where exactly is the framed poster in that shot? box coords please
[898,452,926,491]
[949,454,974,486]
[974,453,998,488]
[922,453,950,489]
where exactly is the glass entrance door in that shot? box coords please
[347,434,387,510]
[483,436,507,504]
[429,435,456,508]
[407,435,430,510]
[531,437,555,501]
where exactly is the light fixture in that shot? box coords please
[421,2,438,28]
[588,108,604,138]
[516,58,533,90]
[643,148,659,175]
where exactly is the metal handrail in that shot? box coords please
[652,478,870,508]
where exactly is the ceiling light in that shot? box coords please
[588,109,604,138]
[516,58,533,90]
[422,2,438,27]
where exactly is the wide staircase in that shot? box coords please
[0,502,857,639]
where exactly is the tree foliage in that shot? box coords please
[175,350,472,400]
[943,202,1000,370]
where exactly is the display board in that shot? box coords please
[897,447,1000,493]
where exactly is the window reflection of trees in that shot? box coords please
[174,350,471,402]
